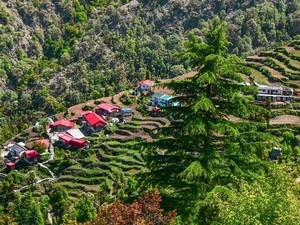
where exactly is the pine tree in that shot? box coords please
[13,192,44,225]
[143,17,277,224]
[49,185,70,224]
[74,192,97,223]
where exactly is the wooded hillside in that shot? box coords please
[1,2,300,222]
[0,0,300,141]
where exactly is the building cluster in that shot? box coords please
[5,79,290,171]
[4,139,50,170]
[51,103,133,149]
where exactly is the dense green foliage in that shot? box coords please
[142,17,297,224]
[0,0,300,141]
[1,1,300,224]
[13,192,44,225]
[211,166,300,225]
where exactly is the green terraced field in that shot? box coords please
[54,106,168,198]
[246,41,300,90]
[54,40,300,199]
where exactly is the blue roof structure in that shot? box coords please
[152,93,164,99]
[121,108,132,113]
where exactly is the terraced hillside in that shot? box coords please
[49,48,300,198]
[246,40,300,89]
[53,82,173,199]
[245,40,300,125]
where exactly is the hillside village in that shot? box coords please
[1,4,300,221]
[1,69,299,174]
[1,77,178,172]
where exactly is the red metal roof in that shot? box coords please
[84,112,107,127]
[6,162,15,170]
[72,139,87,144]
[97,103,120,112]
[24,150,39,160]
[35,139,50,148]
[138,79,154,87]
[58,133,87,148]
[52,119,74,128]
[58,133,74,142]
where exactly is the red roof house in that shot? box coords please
[58,133,87,149]
[6,162,16,171]
[138,80,154,90]
[83,112,107,133]
[58,133,74,145]
[96,103,120,116]
[52,119,74,132]
[22,150,40,161]
[71,138,88,149]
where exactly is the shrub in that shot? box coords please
[82,105,94,111]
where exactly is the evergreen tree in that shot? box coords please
[49,185,70,225]
[13,192,44,225]
[143,17,277,224]
[74,192,97,223]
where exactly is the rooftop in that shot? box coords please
[7,144,27,157]
[97,103,120,112]
[23,150,39,160]
[67,129,85,139]
[121,108,132,112]
[58,133,74,142]
[52,119,75,128]
[84,112,107,127]
[161,94,175,101]
[152,93,165,98]
[138,79,155,87]
[80,111,93,116]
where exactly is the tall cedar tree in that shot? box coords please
[143,17,277,224]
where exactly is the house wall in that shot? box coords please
[152,97,173,107]
[54,125,70,132]
[256,95,292,102]
[259,89,282,95]
[71,141,87,149]
[122,111,132,116]
[83,122,103,133]
[96,109,120,117]
[96,108,109,116]
[140,84,150,90]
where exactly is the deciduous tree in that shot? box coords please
[81,190,176,225]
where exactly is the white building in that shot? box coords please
[256,84,293,103]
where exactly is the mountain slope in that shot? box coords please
[0,0,300,142]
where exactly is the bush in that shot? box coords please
[120,92,135,105]
[82,105,94,111]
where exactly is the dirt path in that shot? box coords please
[110,131,153,142]
[285,46,295,52]
[270,115,300,125]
